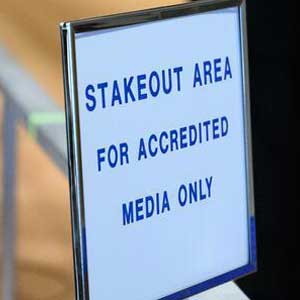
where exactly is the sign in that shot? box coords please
[60,1,256,299]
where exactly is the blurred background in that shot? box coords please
[0,0,295,300]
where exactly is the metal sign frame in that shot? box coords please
[60,0,256,299]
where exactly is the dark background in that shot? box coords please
[236,1,295,300]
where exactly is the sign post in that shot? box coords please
[60,1,256,299]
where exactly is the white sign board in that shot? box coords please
[61,1,256,300]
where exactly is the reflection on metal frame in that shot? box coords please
[60,1,256,299]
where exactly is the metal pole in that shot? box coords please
[1,97,17,300]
